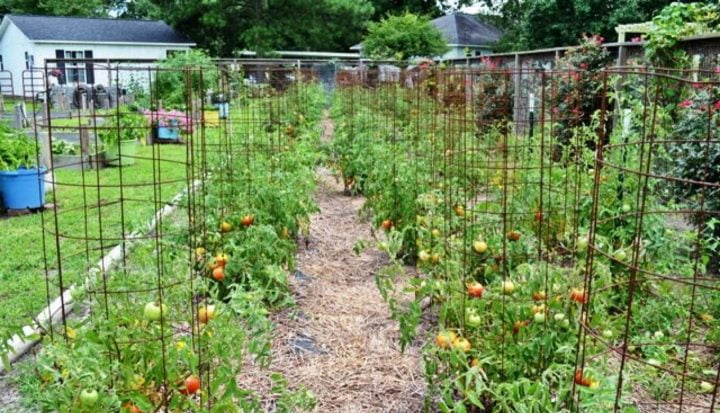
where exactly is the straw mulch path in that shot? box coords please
[238,114,425,412]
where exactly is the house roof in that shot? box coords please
[433,13,503,46]
[350,13,503,51]
[2,14,195,45]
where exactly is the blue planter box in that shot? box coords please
[157,125,180,140]
[0,167,46,210]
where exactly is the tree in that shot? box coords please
[480,0,690,51]
[361,12,449,61]
[0,0,111,16]
[144,0,374,56]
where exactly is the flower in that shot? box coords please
[143,109,194,132]
[714,101,720,110]
[631,37,642,43]
[579,62,588,70]
[679,99,693,108]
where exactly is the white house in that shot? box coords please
[351,13,504,60]
[0,14,195,96]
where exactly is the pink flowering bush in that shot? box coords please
[142,109,194,133]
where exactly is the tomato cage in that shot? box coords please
[331,65,719,412]
[575,68,720,412]
[12,60,322,411]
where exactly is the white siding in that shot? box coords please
[0,22,35,95]
[33,43,190,92]
[441,46,492,60]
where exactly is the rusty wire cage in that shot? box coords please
[10,60,324,412]
[331,65,719,412]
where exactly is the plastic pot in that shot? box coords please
[0,167,46,210]
[105,139,137,166]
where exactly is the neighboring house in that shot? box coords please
[0,14,195,96]
[351,13,504,60]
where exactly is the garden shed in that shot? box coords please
[0,14,196,96]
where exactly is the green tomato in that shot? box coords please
[80,389,99,406]
[554,313,566,322]
[144,302,168,321]
[700,381,714,393]
[533,312,546,323]
[577,237,589,252]
[614,249,627,262]
[466,312,482,328]
[602,329,613,338]
[622,204,631,213]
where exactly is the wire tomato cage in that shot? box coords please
[22,59,320,411]
[332,65,719,412]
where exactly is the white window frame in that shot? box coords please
[65,50,87,83]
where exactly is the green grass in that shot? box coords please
[0,142,189,340]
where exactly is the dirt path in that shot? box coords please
[240,114,425,412]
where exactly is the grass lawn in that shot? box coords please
[0,141,189,341]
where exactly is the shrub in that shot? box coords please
[362,13,449,61]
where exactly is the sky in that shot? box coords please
[446,0,494,14]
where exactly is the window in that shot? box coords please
[0,55,3,71]
[24,52,34,69]
[65,50,87,83]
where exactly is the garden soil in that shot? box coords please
[237,114,426,412]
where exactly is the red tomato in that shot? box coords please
[180,375,201,395]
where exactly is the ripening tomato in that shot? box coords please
[570,288,587,304]
[453,337,471,352]
[212,267,225,281]
[195,247,206,261]
[466,282,485,298]
[436,331,457,349]
[532,291,547,301]
[507,230,522,242]
[180,375,201,395]
[513,320,528,334]
[501,280,515,295]
[241,215,255,227]
[219,221,232,233]
[453,205,465,217]
[534,211,543,222]
[381,219,394,230]
[215,253,229,267]
[198,305,216,324]
[574,369,591,387]
[531,304,545,315]
[472,240,488,254]
[123,403,142,413]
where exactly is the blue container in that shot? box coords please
[215,102,229,119]
[157,122,180,140]
[0,167,46,210]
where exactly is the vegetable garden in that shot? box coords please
[0,57,718,413]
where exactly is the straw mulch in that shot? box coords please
[237,116,425,412]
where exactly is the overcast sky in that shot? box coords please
[447,0,495,14]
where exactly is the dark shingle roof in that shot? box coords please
[5,14,194,44]
[432,13,503,46]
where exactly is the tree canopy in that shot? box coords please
[481,0,691,51]
[361,12,449,60]
[0,0,700,55]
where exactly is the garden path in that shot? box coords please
[239,113,425,412]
